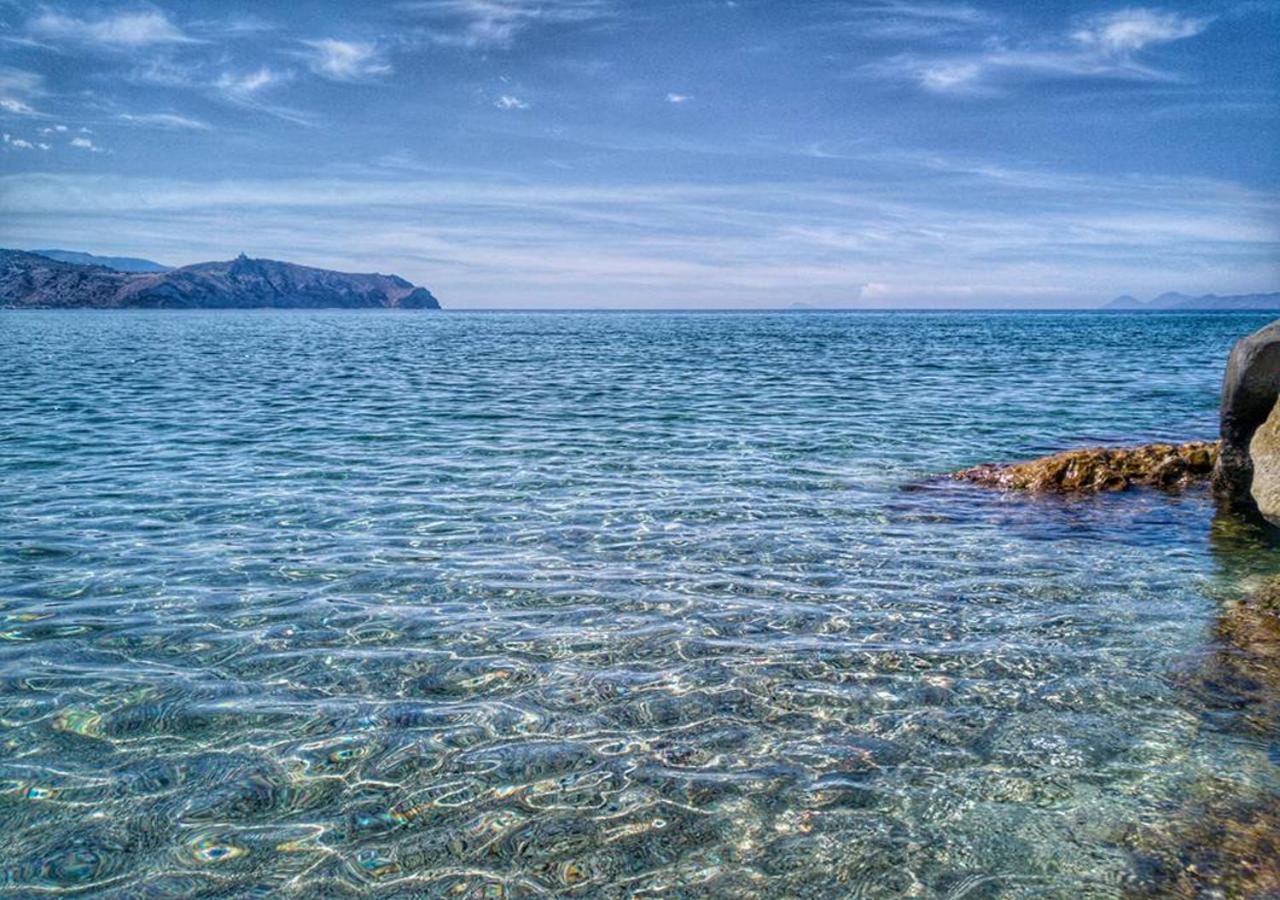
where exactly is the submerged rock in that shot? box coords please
[953,441,1218,493]
[1128,576,1280,897]
[1126,796,1280,897]
[1212,320,1280,515]
[1182,574,1280,739]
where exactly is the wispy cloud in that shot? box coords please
[300,39,392,82]
[69,135,102,151]
[1071,8,1209,54]
[835,1,994,41]
[0,67,45,116]
[211,67,314,124]
[118,112,211,130]
[0,97,38,115]
[188,13,278,37]
[494,93,529,109]
[869,7,1213,95]
[5,158,1273,307]
[666,92,692,104]
[216,67,287,96]
[127,55,205,89]
[124,56,313,126]
[399,0,614,49]
[28,7,197,48]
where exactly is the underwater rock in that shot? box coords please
[953,441,1218,493]
[1126,796,1280,897]
[1184,575,1280,738]
[1127,577,1280,896]
[1249,396,1280,526]
[1213,320,1280,512]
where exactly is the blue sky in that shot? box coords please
[0,0,1276,308]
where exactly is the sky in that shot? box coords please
[0,0,1277,308]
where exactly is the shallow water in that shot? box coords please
[1,310,1278,897]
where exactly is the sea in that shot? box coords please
[1,310,1278,897]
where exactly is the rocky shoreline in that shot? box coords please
[954,320,1280,526]
[953,319,1280,894]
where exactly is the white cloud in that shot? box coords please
[666,93,692,103]
[401,0,614,49]
[216,67,284,96]
[210,67,313,125]
[125,58,313,126]
[870,7,1212,95]
[916,61,982,91]
[300,39,392,82]
[494,94,529,109]
[29,8,196,47]
[2,133,36,149]
[0,67,45,116]
[70,135,101,151]
[1072,9,1209,54]
[0,97,38,115]
[118,112,212,130]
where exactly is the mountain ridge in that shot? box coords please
[1104,291,1280,311]
[29,249,172,273]
[0,250,441,310]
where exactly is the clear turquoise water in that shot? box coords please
[1,310,1278,897]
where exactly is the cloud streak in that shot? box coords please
[833,1,994,40]
[1071,8,1209,54]
[300,39,392,82]
[868,7,1213,95]
[399,0,614,49]
[28,8,197,48]
[209,67,315,125]
[118,112,212,130]
[4,156,1273,307]
[0,68,46,117]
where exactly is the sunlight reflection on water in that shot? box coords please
[1,310,1278,897]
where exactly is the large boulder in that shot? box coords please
[1212,321,1280,519]
[1249,397,1280,523]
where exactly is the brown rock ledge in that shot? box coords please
[954,441,1219,493]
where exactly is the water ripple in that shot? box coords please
[1,310,1278,896]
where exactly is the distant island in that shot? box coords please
[0,249,440,310]
[1104,291,1280,311]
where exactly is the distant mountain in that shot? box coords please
[0,250,441,309]
[1107,294,1144,310]
[1104,291,1280,311]
[29,249,172,273]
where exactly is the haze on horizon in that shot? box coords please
[0,0,1277,309]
